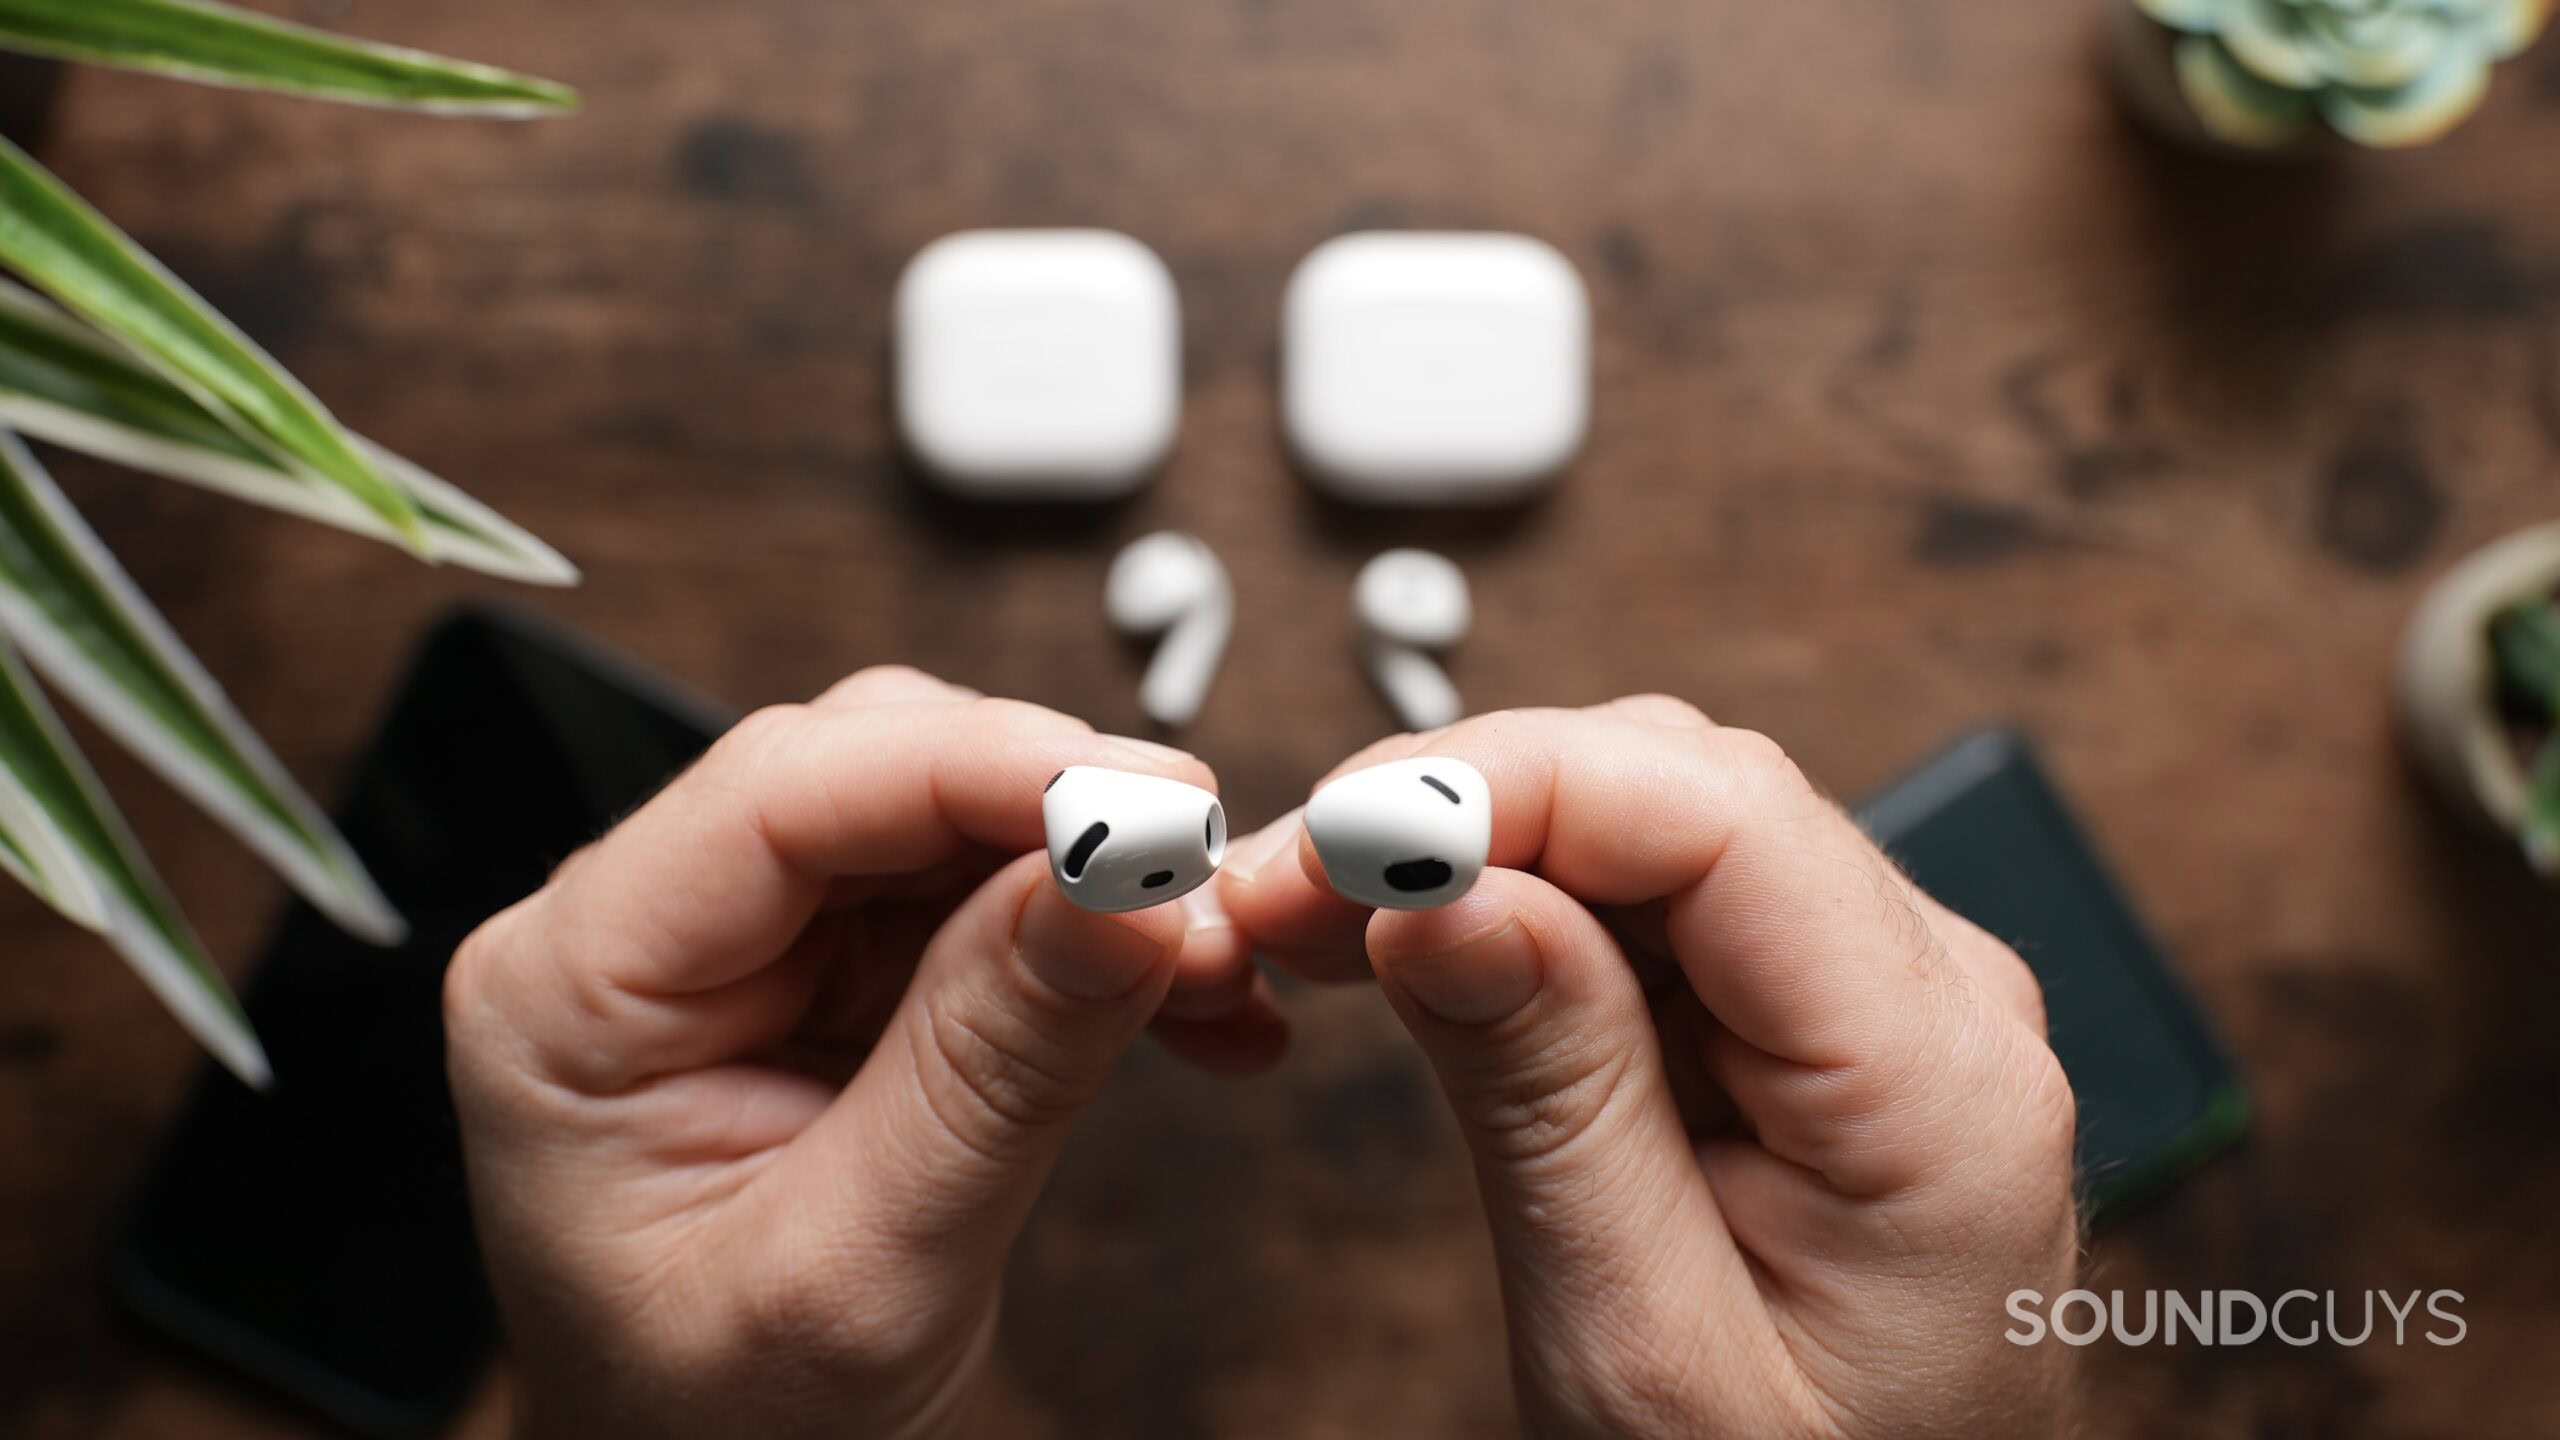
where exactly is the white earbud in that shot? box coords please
[1107,532,1232,729]
[1304,757,1491,909]
[1042,766,1227,913]
[1354,549,1471,732]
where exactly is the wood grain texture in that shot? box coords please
[4,0,2560,1435]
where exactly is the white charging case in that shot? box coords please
[1282,232,1589,505]
[895,229,1181,499]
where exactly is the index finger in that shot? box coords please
[465,692,1211,1078]
[1258,706,1956,1071]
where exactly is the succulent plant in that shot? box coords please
[2134,0,2553,148]
[2488,594,2560,875]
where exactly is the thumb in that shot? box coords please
[793,852,1183,1267]
[1368,872,1774,1398]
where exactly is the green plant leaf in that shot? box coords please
[2523,737,2560,879]
[2489,599,2560,718]
[2319,35,2494,148]
[0,630,104,929]
[2222,0,2328,89]
[0,428,403,945]
[2175,35,2318,147]
[0,280,577,585]
[0,134,433,554]
[0,627,267,1085]
[2135,0,2221,36]
[0,0,577,116]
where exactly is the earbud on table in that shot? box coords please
[1107,532,1231,729]
[1355,549,1471,733]
[1305,757,1491,909]
[1043,767,1227,913]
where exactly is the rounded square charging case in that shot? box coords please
[895,229,1181,499]
[1283,231,1590,505]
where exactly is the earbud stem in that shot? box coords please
[1366,639,1461,732]
[1139,585,1232,728]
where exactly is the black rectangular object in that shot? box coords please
[1855,728,2247,1225]
[110,607,730,1438]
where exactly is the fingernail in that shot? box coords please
[1017,885,1174,1002]
[1105,734,1196,766]
[1392,921,1542,1026]
[1226,808,1304,884]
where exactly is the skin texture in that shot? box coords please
[445,669,1283,1439]
[447,675,2079,1439]
[1218,698,2082,1439]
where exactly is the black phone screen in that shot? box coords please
[1855,728,2247,1226]
[111,608,728,1438]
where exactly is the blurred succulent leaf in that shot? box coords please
[2139,0,2537,147]
[2481,0,2554,58]
[2523,739,2560,878]
[2222,0,2329,87]
[0,429,404,943]
[2175,34,2319,145]
[0,0,577,116]
[2490,599,2560,716]
[2302,5,2446,88]
[0,631,104,929]
[0,281,576,585]
[0,135,432,555]
[0,626,267,1085]
[2138,0,2226,33]
[2320,34,2493,145]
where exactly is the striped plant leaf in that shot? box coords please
[2490,600,2560,714]
[0,428,403,944]
[0,0,576,117]
[0,279,576,585]
[2527,740,2560,877]
[2492,601,2560,876]
[0,628,266,1085]
[0,134,432,554]
[0,630,104,929]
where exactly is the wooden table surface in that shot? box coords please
[5,0,2560,1435]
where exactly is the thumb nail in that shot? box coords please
[1392,921,1542,1026]
[1018,884,1174,1002]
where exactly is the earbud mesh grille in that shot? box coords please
[1063,822,1110,880]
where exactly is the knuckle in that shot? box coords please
[844,662,937,692]
[1575,1341,1721,1440]
[722,1245,991,1422]
[734,1251,894,1367]
[707,703,813,777]
[1611,692,1712,727]
[1714,726,1806,798]
[1939,907,2051,1038]
[1461,1027,1643,1171]
[1994,944,2051,1038]
[2012,1034,2079,1164]
[819,664,969,711]
[443,903,523,1044]
[910,993,1085,1161]
[545,841,600,888]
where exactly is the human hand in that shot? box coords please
[444,667,1284,1440]
[1218,700,2081,1439]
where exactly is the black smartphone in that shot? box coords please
[1854,728,2248,1227]
[109,607,732,1438]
